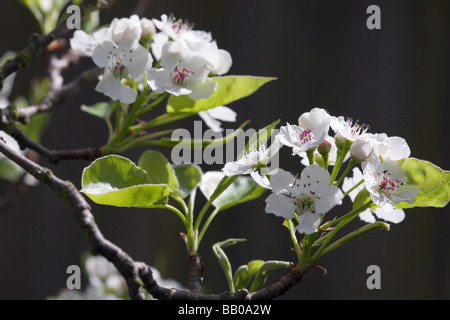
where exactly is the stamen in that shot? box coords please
[172,65,194,86]
[377,169,403,195]
[299,129,313,144]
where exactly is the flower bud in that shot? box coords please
[350,139,372,162]
[334,132,346,150]
[317,140,332,157]
[110,15,142,48]
[140,18,156,43]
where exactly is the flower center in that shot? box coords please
[169,14,193,35]
[377,169,404,195]
[296,194,315,214]
[289,177,319,214]
[299,129,313,144]
[108,47,132,79]
[172,65,194,86]
[346,118,370,138]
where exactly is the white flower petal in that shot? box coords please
[188,77,217,100]
[92,41,115,68]
[250,171,271,189]
[296,212,322,235]
[298,107,331,130]
[359,209,376,223]
[374,207,405,223]
[269,168,294,194]
[383,136,411,161]
[265,193,296,219]
[314,184,343,214]
[95,72,136,104]
[390,185,420,205]
[70,30,97,57]
[127,45,152,78]
[206,106,236,122]
[198,111,224,132]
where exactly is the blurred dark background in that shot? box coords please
[0,0,448,299]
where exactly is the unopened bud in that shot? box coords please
[317,140,332,157]
[140,18,156,43]
[350,139,372,162]
[334,132,346,150]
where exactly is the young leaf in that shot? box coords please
[397,158,450,209]
[81,102,114,120]
[166,76,276,113]
[249,260,291,292]
[212,238,247,293]
[81,155,171,208]
[172,164,203,198]
[352,188,372,211]
[137,150,179,198]
[233,260,265,291]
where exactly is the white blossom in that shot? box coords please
[265,165,343,235]
[365,133,411,162]
[92,41,152,103]
[363,154,419,211]
[330,116,370,142]
[222,138,281,189]
[110,15,142,49]
[70,28,112,57]
[151,14,232,75]
[70,15,142,57]
[147,41,216,100]
[343,167,406,224]
[278,108,331,155]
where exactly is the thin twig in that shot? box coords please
[0,0,109,90]
[0,138,145,300]
[13,67,102,123]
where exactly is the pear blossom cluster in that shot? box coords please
[70,14,232,105]
[222,107,420,235]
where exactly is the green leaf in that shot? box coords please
[172,164,203,198]
[249,261,291,292]
[166,76,276,113]
[199,172,267,212]
[81,155,171,208]
[249,260,291,292]
[233,260,265,291]
[137,150,179,198]
[212,238,247,293]
[397,158,450,209]
[81,102,114,120]
[352,188,372,211]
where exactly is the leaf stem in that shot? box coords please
[343,178,364,198]
[329,141,351,185]
[315,222,390,260]
[335,158,357,187]
[283,219,302,263]
[311,200,373,264]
